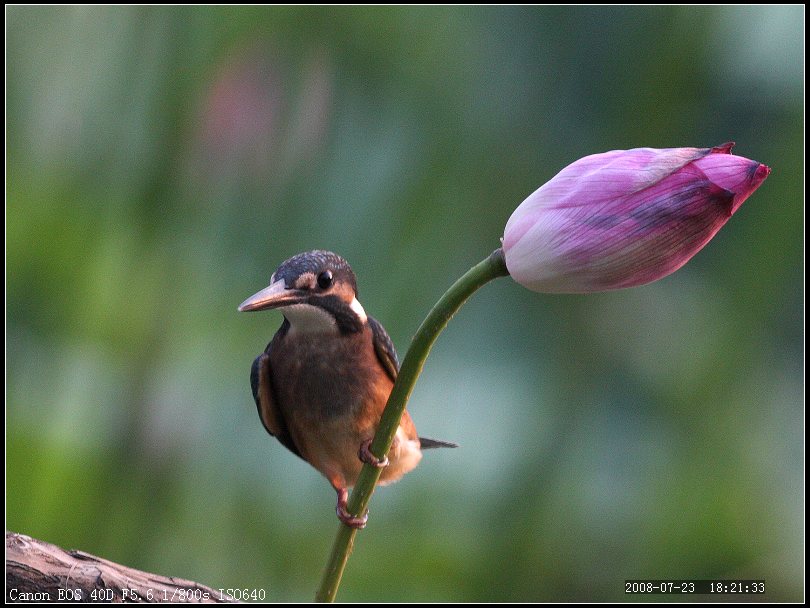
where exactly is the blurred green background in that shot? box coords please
[6,6,803,602]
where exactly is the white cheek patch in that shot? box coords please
[350,297,367,323]
[283,303,338,335]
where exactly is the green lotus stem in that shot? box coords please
[315,248,510,602]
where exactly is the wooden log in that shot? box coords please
[6,531,236,603]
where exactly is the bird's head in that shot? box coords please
[238,250,367,334]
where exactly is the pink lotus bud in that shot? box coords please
[502,143,770,293]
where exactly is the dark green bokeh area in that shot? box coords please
[7,6,803,602]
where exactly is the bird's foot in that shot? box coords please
[358,438,389,468]
[335,488,368,529]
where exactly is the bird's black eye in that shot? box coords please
[317,270,333,289]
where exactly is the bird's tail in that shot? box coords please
[419,437,458,449]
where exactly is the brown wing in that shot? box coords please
[368,316,399,382]
[367,318,458,449]
[367,316,422,441]
[251,349,303,459]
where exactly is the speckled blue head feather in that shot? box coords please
[272,250,358,296]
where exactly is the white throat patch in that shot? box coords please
[283,303,338,335]
[282,297,367,335]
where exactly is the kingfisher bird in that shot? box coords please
[238,250,456,528]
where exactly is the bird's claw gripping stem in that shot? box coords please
[358,438,389,468]
[335,488,368,529]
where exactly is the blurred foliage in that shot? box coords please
[7,6,803,602]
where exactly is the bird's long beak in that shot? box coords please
[238,279,302,312]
